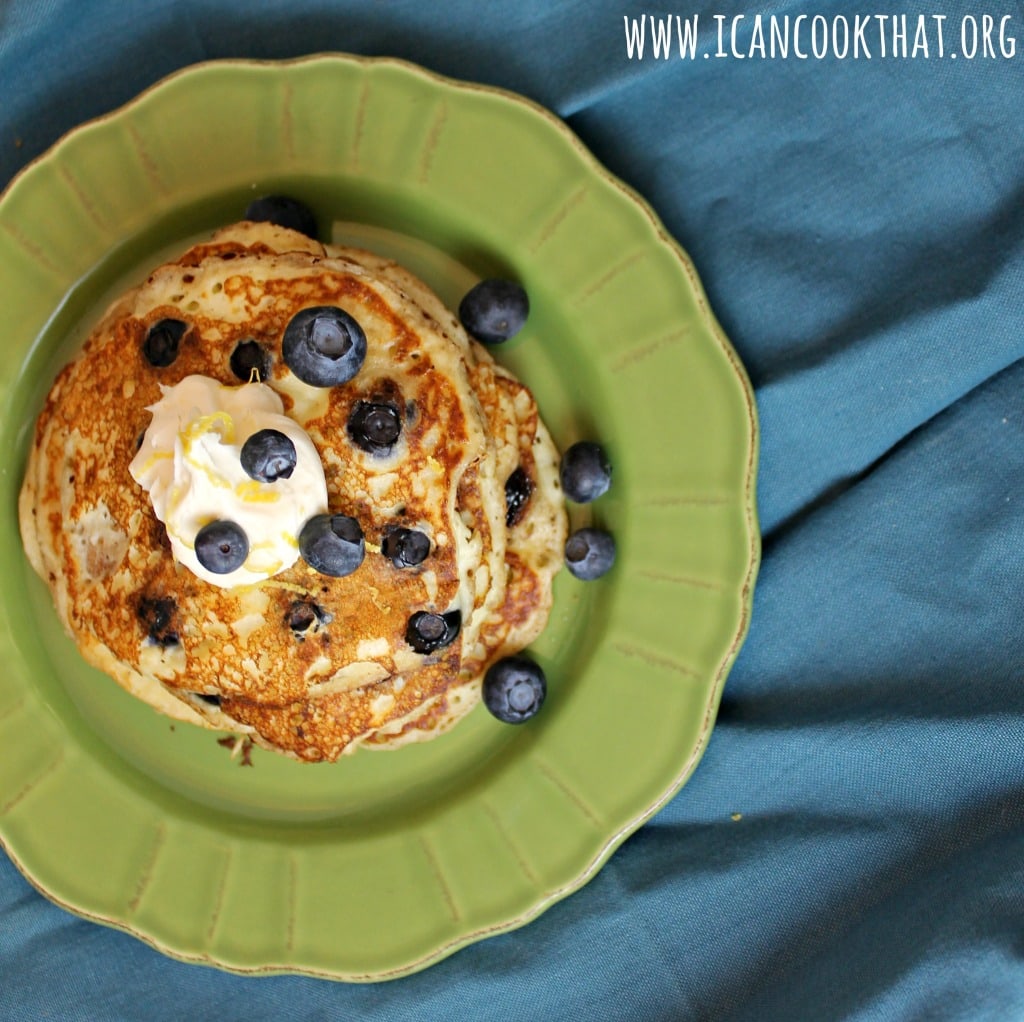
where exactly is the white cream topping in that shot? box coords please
[129,374,328,588]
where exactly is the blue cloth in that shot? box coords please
[5,1,1024,1018]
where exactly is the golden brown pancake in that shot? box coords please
[19,221,566,760]
[362,357,566,749]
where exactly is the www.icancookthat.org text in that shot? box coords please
[623,13,1018,60]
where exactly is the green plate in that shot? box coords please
[0,56,759,980]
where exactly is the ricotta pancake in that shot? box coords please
[19,219,566,761]
[362,355,566,749]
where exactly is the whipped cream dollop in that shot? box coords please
[129,374,328,588]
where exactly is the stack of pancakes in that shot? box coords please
[19,221,567,761]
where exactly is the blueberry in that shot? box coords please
[381,527,431,568]
[240,428,297,483]
[282,306,367,387]
[230,339,271,382]
[299,513,365,577]
[285,600,329,634]
[244,194,319,239]
[482,656,547,724]
[195,520,249,575]
[564,528,616,581]
[137,596,178,647]
[458,279,529,345]
[560,442,612,503]
[504,466,533,527]
[142,318,187,367]
[347,401,402,455]
[406,610,461,654]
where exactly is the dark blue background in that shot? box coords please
[4,2,1024,1019]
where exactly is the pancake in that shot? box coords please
[19,219,566,761]
[362,353,567,749]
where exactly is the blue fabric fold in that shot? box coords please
[5,1,1024,1019]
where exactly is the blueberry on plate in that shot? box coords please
[195,520,249,575]
[381,526,431,568]
[482,656,547,724]
[564,527,616,581]
[240,428,297,483]
[244,194,319,239]
[142,318,187,367]
[299,513,365,577]
[230,339,271,382]
[347,401,402,455]
[458,279,529,345]
[283,306,367,387]
[406,610,461,654]
[560,441,612,503]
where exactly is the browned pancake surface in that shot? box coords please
[20,221,566,760]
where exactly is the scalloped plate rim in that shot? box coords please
[0,53,760,981]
